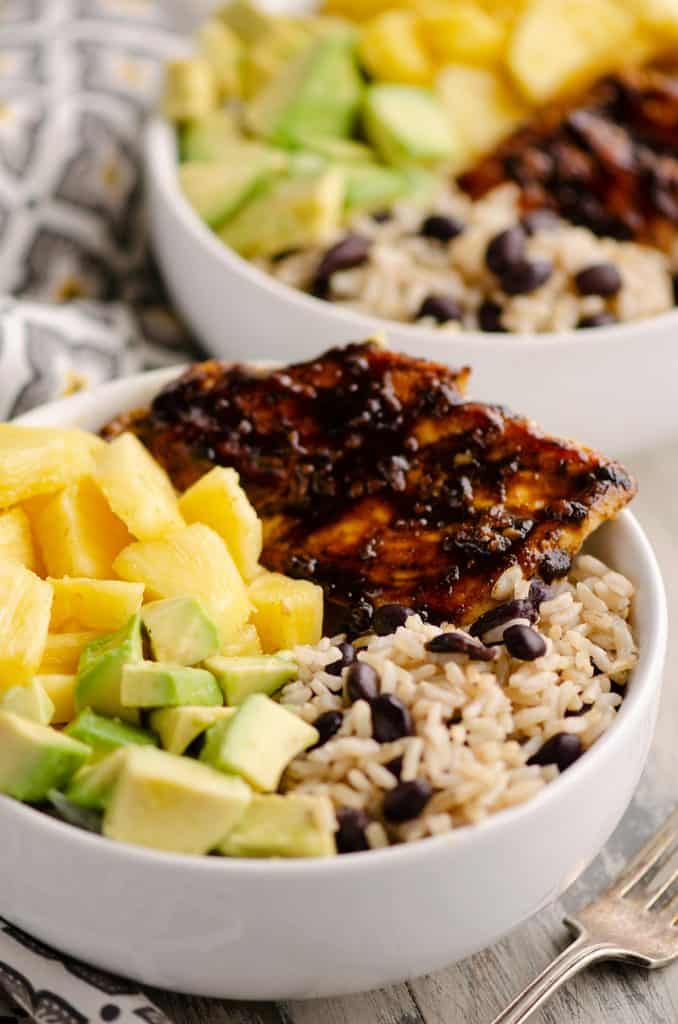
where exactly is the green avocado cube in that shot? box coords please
[180,109,241,162]
[293,134,373,164]
[121,662,222,709]
[342,163,412,213]
[179,145,287,229]
[205,654,296,706]
[141,596,220,665]
[218,794,336,858]
[150,705,236,756]
[65,748,128,810]
[201,693,318,792]
[103,747,252,854]
[363,84,459,166]
[65,708,157,760]
[2,681,55,726]
[75,614,143,725]
[0,711,90,802]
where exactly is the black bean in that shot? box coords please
[315,234,372,283]
[577,312,618,328]
[371,694,413,743]
[420,214,465,242]
[469,598,538,639]
[485,225,526,275]
[477,299,506,332]
[385,755,403,779]
[417,294,463,323]
[527,733,582,772]
[521,209,559,235]
[574,263,622,297]
[335,808,370,853]
[325,641,356,676]
[528,578,551,608]
[345,661,379,703]
[372,209,392,223]
[383,779,432,822]
[540,548,571,582]
[425,630,497,661]
[500,258,552,295]
[591,661,604,676]
[310,710,343,749]
[504,623,547,661]
[372,603,414,636]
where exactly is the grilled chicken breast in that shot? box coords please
[105,342,635,632]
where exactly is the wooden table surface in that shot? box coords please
[1,444,675,1024]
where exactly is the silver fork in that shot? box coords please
[491,807,678,1023]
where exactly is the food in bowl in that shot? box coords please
[0,342,638,858]
[162,1,678,332]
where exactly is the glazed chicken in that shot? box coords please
[105,342,636,632]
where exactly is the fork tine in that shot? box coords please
[608,809,678,896]
[645,857,678,910]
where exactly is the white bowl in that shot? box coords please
[1,369,666,1000]
[146,117,678,457]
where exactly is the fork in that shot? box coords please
[491,807,678,1023]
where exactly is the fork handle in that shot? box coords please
[489,934,625,1024]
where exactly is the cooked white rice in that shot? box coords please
[281,553,637,848]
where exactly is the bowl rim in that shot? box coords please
[145,115,678,351]
[6,365,668,875]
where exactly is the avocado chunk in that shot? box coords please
[65,708,157,760]
[180,109,241,162]
[342,163,413,213]
[103,747,252,854]
[246,33,363,147]
[363,84,459,166]
[0,710,90,802]
[220,168,344,258]
[141,597,220,666]
[64,748,127,810]
[121,662,223,709]
[293,134,373,164]
[179,147,286,229]
[150,705,236,756]
[219,794,336,858]
[201,693,318,792]
[2,680,55,726]
[205,654,296,706]
[75,614,143,725]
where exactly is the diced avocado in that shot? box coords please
[220,169,344,258]
[64,749,128,810]
[163,58,218,122]
[65,708,157,760]
[121,662,223,709]
[293,134,373,164]
[103,747,252,854]
[75,614,143,725]
[0,710,90,802]
[246,34,363,147]
[2,681,55,726]
[201,693,318,792]
[150,705,236,756]
[342,163,412,213]
[180,109,241,162]
[219,794,336,858]
[179,147,286,229]
[205,655,296,706]
[242,19,317,99]
[286,151,328,178]
[398,165,440,206]
[363,84,459,166]
[141,597,220,666]
[196,19,243,99]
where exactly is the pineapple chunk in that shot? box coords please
[0,508,38,570]
[508,0,635,103]
[0,562,53,689]
[94,433,184,541]
[323,0,405,20]
[39,633,101,674]
[35,674,77,724]
[163,57,218,122]
[178,467,262,581]
[31,476,132,579]
[197,18,243,99]
[248,573,323,653]
[418,3,505,64]
[49,578,144,633]
[220,623,262,657]
[359,10,434,85]
[114,524,250,643]
[437,64,528,168]
[0,425,103,509]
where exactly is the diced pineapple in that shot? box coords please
[94,433,184,541]
[35,674,77,724]
[437,64,528,169]
[359,10,434,85]
[508,0,635,103]
[114,524,250,643]
[220,623,262,657]
[31,476,132,579]
[323,0,405,20]
[0,425,103,509]
[0,562,53,689]
[178,467,263,581]
[0,507,38,571]
[39,633,101,675]
[197,18,243,99]
[49,578,144,633]
[163,57,218,122]
[248,573,323,653]
[418,3,505,64]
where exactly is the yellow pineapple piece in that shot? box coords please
[437,64,528,168]
[248,572,323,653]
[359,10,434,85]
[322,0,406,20]
[94,433,184,541]
[0,562,53,689]
[219,623,262,657]
[31,476,132,579]
[163,57,218,122]
[418,2,505,64]
[0,507,38,571]
[114,524,250,643]
[39,632,100,674]
[197,18,243,99]
[0,425,104,509]
[178,467,263,582]
[49,578,144,633]
[508,0,635,103]
[35,674,77,724]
